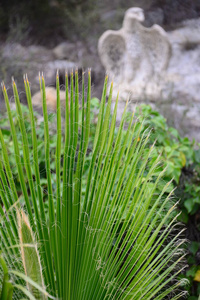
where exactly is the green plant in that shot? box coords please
[0,254,14,300]
[128,104,200,299]
[17,209,45,299]
[0,97,99,214]
[0,103,59,204]
[0,72,187,299]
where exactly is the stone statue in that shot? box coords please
[98,7,171,100]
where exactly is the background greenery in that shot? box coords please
[133,105,200,299]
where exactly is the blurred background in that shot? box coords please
[1,0,200,140]
[0,0,200,134]
[1,1,200,299]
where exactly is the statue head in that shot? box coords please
[123,7,145,31]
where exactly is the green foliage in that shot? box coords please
[0,73,186,299]
[128,105,200,218]
[0,96,99,210]
[131,105,195,185]
[1,96,200,299]
[0,254,14,300]
[128,104,200,299]
[0,104,58,204]
[17,210,45,299]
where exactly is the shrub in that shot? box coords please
[130,104,200,299]
[0,72,186,299]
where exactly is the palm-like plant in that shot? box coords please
[0,70,187,299]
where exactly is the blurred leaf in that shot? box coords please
[180,152,186,167]
[187,266,197,278]
[194,270,200,282]
[184,199,195,214]
[189,242,200,256]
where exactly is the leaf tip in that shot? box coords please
[2,82,6,92]
[12,77,16,86]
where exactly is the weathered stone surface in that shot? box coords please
[53,41,87,62]
[53,42,78,60]
[98,8,200,141]
[98,7,171,100]
[165,19,200,140]
[0,43,77,108]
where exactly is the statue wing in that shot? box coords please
[143,25,171,73]
[98,30,126,79]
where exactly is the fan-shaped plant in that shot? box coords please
[0,70,187,299]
